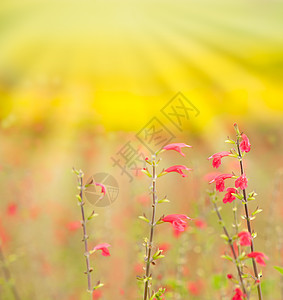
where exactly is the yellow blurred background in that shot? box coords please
[1,0,283,132]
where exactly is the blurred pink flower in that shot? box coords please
[209,174,233,192]
[232,288,245,300]
[67,221,81,231]
[208,151,230,168]
[223,187,237,203]
[162,214,191,233]
[162,143,191,156]
[247,252,268,266]
[235,174,248,190]
[7,203,18,216]
[92,290,102,300]
[93,243,111,256]
[164,165,192,177]
[158,242,171,253]
[238,231,252,246]
[194,219,207,229]
[188,280,203,296]
[240,134,251,153]
[94,183,106,196]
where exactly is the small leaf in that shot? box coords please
[152,249,164,260]
[232,193,243,200]
[221,254,233,262]
[136,276,144,281]
[88,211,98,220]
[139,216,150,223]
[220,234,229,241]
[252,208,263,216]
[157,171,167,178]
[93,282,104,290]
[274,266,283,275]
[225,139,236,144]
[141,168,152,177]
[238,252,246,261]
[157,197,170,204]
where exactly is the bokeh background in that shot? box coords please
[0,0,282,299]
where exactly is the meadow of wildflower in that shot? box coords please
[0,0,283,299]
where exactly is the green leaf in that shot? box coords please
[149,288,166,300]
[238,252,246,261]
[157,171,167,178]
[93,282,104,290]
[152,249,164,260]
[141,168,152,177]
[157,198,170,204]
[274,266,283,275]
[221,254,233,262]
[88,211,98,220]
[252,208,263,216]
[220,234,229,241]
[225,139,236,144]
[232,193,243,200]
[139,216,150,223]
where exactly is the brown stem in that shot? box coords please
[233,201,242,273]
[79,176,92,298]
[0,245,21,300]
[236,139,263,300]
[213,201,247,297]
[144,157,157,300]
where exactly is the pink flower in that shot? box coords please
[92,243,111,256]
[209,174,233,192]
[238,231,252,246]
[227,274,233,279]
[247,252,268,266]
[67,221,81,231]
[194,219,207,229]
[162,143,192,156]
[94,183,106,196]
[158,242,171,253]
[162,214,191,233]
[203,172,221,182]
[7,203,18,216]
[232,288,245,300]
[188,281,202,296]
[164,165,192,177]
[235,174,248,190]
[208,151,230,168]
[223,188,237,203]
[240,134,251,153]
[92,290,102,300]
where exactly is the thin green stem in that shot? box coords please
[236,139,262,300]
[213,200,247,297]
[144,157,157,300]
[78,175,92,299]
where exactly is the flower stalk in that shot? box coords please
[75,170,92,298]
[73,168,108,299]
[143,154,157,300]
[210,192,247,297]
[140,143,192,300]
[235,134,263,300]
